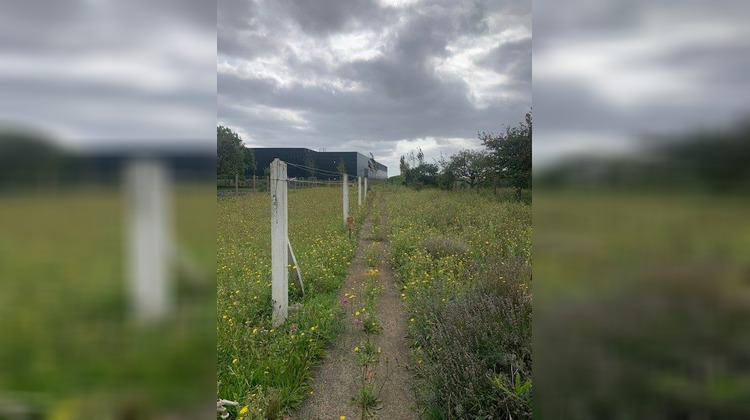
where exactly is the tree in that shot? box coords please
[217,125,247,180]
[336,157,347,176]
[447,149,491,190]
[480,110,532,199]
[366,152,378,178]
[244,146,256,177]
[400,148,439,189]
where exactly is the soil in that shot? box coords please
[292,201,416,420]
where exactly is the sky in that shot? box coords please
[533,0,750,167]
[0,1,216,152]
[217,0,531,177]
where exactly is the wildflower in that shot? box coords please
[291,334,296,339]
[410,318,414,323]
[355,311,360,316]
[310,326,316,332]
[240,406,249,415]
[354,346,360,352]
[232,358,238,364]
[377,347,382,354]
[340,416,346,420]
[291,323,298,332]
[341,297,349,306]
[354,318,361,326]
[252,328,258,334]
[418,360,423,365]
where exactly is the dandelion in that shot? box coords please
[340,416,346,420]
[355,311,360,316]
[252,328,258,334]
[354,346,360,352]
[240,406,249,415]
[232,358,238,364]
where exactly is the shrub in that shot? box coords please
[535,269,750,419]
[421,237,470,260]
[412,259,532,419]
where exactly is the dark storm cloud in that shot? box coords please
[218,0,532,171]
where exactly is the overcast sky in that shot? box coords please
[218,0,531,177]
[0,1,216,152]
[533,0,750,167]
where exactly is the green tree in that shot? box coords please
[217,125,247,180]
[366,152,378,178]
[336,157,347,176]
[480,110,532,199]
[243,146,256,178]
[447,149,491,190]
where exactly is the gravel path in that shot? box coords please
[292,200,416,420]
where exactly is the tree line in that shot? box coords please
[398,110,532,199]
[217,125,256,181]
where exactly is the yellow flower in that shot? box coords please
[310,326,316,332]
[232,358,238,364]
[354,346,360,352]
[355,311,360,316]
[410,318,415,322]
[340,416,346,420]
[418,360,423,365]
[240,406,249,414]
[252,328,258,334]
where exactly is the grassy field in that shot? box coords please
[0,185,216,417]
[382,186,532,419]
[533,190,750,418]
[216,186,367,418]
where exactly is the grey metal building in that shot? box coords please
[249,148,387,180]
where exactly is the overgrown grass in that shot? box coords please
[534,190,750,418]
[217,186,368,418]
[0,185,216,417]
[382,186,532,419]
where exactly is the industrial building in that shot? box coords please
[249,148,387,180]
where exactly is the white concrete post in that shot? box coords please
[342,173,349,227]
[358,176,362,206]
[125,159,172,323]
[364,177,368,202]
[270,159,288,326]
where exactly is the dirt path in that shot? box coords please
[293,200,416,420]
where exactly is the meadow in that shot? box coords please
[533,190,750,418]
[216,186,366,418]
[0,185,216,417]
[382,187,532,419]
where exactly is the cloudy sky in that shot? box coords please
[533,0,750,167]
[0,1,216,152]
[218,0,531,176]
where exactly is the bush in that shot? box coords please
[421,237,470,260]
[411,258,532,419]
[535,269,750,419]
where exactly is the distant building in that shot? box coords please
[249,148,387,180]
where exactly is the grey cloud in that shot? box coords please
[480,37,532,86]
[273,0,390,37]
[1,1,215,146]
[218,0,531,164]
